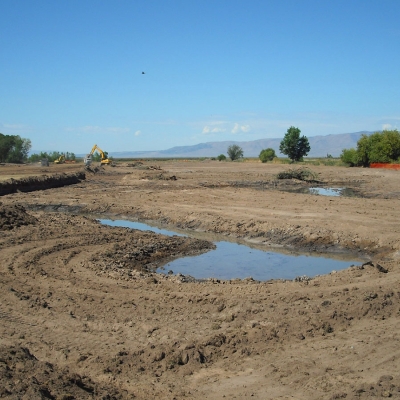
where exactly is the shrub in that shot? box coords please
[342,130,400,167]
[276,167,319,182]
[259,148,276,163]
[340,148,359,167]
[217,154,227,161]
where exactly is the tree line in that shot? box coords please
[218,126,311,163]
[219,127,400,167]
[3,128,399,166]
[28,151,76,163]
[341,130,400,167]
[0,132,77,163]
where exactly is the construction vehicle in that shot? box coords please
[84,144,113,166]
[54,154,65,164]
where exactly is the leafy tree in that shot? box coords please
[340,148,358,167]
[217,154,226,161]
[0,133,31,163]
[279,126,310,162]
[227,144,243,161]
[29,151,53,162]
[0,133,15,162]
[342,130,400,167]
[259,148,276,163]
[65,152,76,161]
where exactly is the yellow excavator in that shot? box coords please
[54,154,65,164]
[84,144,113,166]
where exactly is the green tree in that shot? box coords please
[0,133,16,162]
[343,130,400,167]
[227,144,244,161]
[279,126,310,162]
[259,148,276,163]
[0,134,31,163]
[340,148,359,167]
[65,152,76,161]
[217,154,226,161]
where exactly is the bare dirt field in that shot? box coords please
[1,160,400,399]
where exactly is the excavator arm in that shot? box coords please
[54,154,65,164]
[86,144,113,165]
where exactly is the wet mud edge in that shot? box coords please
[24,203,376,261]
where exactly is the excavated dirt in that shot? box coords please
[0,160,400,399]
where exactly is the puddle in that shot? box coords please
[99,219,361,281]
[284,187,361,197]
[101,219,186,237]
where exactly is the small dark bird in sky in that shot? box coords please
[142,72,145,74]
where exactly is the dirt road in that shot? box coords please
[1,160,399,399]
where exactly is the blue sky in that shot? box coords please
[1,0,399,154]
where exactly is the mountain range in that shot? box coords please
[107,131,371,159]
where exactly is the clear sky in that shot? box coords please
[1,0,399,154]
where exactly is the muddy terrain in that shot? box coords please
[0,160,400,399]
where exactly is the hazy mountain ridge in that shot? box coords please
[108,131,372,158]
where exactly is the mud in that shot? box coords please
[0,160,400,399]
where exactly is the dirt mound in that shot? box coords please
[0,203,37,230]
[84,165,105,174]
[90,230,215,275]
[140,171,177,180]
[0,172,85,195]
[0,345,127,399]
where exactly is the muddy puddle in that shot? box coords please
[282,187,362,197]
[100,219,361,281]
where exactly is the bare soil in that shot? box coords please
[1,160,400,399]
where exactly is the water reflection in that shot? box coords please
[99,219,361,281]
[284,187,361,197]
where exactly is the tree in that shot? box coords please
[279,126,310,162]
[259,148,276,163]
[341,130,400,167]
[0,133,31,163]
[227,145,243,161]
[0,133,15,162]
[217,154,226,161]
[340,148,358,167]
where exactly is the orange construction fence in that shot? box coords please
[370,163,400,170]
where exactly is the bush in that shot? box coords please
[276,167,319,182]
[259,148,276,163]
[340,148,359,167]
[342,130,400,167]
[217,154,227,161]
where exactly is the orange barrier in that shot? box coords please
[370,163,400,170]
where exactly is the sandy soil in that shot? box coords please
[0,160,400,399]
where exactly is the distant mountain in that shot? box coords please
[108,131,372,159]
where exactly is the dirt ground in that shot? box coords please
[0,160,400,399]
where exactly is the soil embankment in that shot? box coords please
[0,161,400,399]
[0,171,85,195]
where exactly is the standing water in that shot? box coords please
[100,219,361,281]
